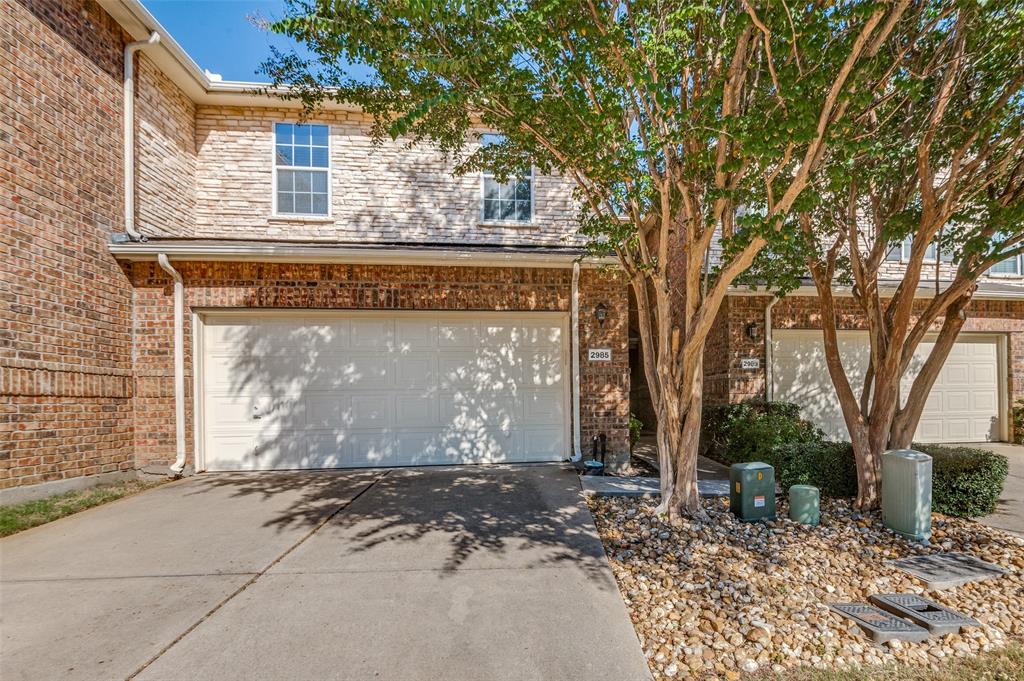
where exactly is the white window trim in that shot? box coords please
[479,167,535,226]
[888,239,950,264]
[272,122,332,219]
[989,252,1023,278]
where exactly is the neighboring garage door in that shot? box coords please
[200,312,569,471]
[772,330,1002,443]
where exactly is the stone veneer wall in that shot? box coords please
[192,106,583,246]
[717,294,1024,441]
[135,53,197,238]
[128,262,630,469]
[0,0,136,492]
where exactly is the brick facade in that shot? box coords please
[1,0,135,491]
[127,262,631,470]
[708,293,1024,441]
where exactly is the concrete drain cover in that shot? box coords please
[869,593,979,635]
[890,553,1007,590]
[829,603,929,643]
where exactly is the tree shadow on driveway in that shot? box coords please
[183,464,613,584]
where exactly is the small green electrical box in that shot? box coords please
[729,462,776,521]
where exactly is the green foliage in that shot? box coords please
[261,0,908,277]
[701,401,824,463]
[629,412,643,448]
[702,402,858,497]
[915,444,1009,519]
[702,406,1009,514]
[1013,399,1024,446]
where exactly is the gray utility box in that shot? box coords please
[882,449,932,542]
[729,462,776,521]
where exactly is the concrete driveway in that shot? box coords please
[0,465,650,681]
[952,441,1024,536]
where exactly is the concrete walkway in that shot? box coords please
[0,465,650,681]
[948,442,1024,537]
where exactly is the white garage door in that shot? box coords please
[772,331,1002,443]
[200,312,569,471]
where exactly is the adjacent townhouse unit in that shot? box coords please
[3,0,1022,502]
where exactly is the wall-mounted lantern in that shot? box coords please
[745,321,761,341]
[594,303,608,327]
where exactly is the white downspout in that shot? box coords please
[764,296,779,401]
[124,31,160,242]
[157,254,186,475]
[569,262,583,462]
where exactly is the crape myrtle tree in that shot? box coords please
[262,0,912,519]
[749,0,1022,509]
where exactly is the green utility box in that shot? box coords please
[729,462,776,521]
[789,485,820,526]
[882,449,932,542]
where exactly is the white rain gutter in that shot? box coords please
[108,241,619,269]
[764,297,779,401]
[123,31,160,242]
[157,254,186,474]
[568,262,583,462]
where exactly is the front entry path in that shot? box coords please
[0,465,650,681]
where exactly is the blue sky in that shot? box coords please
[143,1,315,82]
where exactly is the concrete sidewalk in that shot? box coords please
[0,465,650,681]
[950,442,1024,537]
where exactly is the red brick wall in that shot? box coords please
[127,262,631,468]
[722,293,1024,440]
[1,0,135,490]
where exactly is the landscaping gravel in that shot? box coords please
[588,496,1024,680]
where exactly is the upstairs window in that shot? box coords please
[480,134,532,224]
[885,236,954,263]
[989,235,1022,275]
[274,123,329,216]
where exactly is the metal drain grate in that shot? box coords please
[869,593,979,634]
[829,603,930,643]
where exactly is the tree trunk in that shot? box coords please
[850,425,882,508]
[671,352,706,520]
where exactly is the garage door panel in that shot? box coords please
[524,390,565,424]
[350,318,393,349]
[395,395,438,427]
[395,319,438,349]
[349,433,396,466]
[300,355,391,390]
[524,428,567,460]
[773,331,1001,444]
[203,313,568,471]
[304,394,351,428]
[396,355,437,389]
[349,394,393,428]
[438,322,477,348]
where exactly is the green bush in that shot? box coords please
[772,441,859,498]
[629,413,643,448]
[700,404,1008,515]
[1013,398,1023,445]
[701,402,825,465]
[915,444,1009,518]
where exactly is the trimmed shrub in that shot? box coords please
[701,402,824,466]
[700,403,1009,514]
[772,441,859,498]
[915,444,1009,518]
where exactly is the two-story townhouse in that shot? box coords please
[2,0,631,502]
[2,0,1021,502]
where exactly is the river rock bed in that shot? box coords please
[588,496,1024,679]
